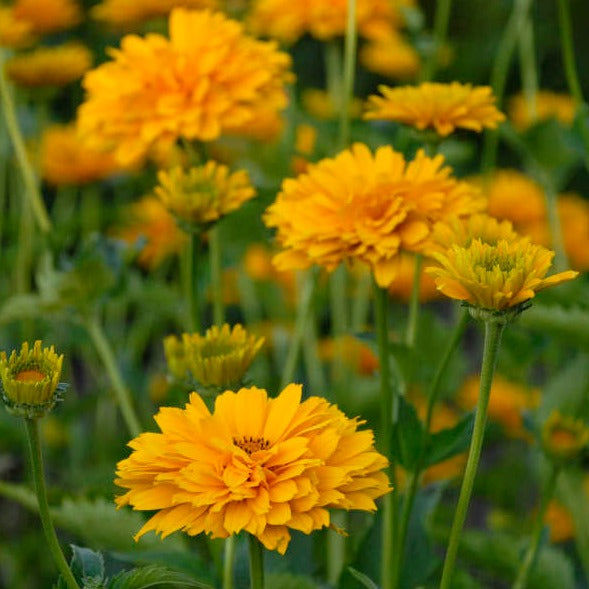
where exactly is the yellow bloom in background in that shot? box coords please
[359,33,420,81]
[154,162,256,230]
[558,194,589,271]
[544,500,575,543]
[12,0,82,34]
[91,0,218,26]
[541,410,589,464]
[0,341,64,418]
[457,374,540,439]
[427,237,578,311]
[508,90,577,132]
[387,252,442,303]
[243,243,297,302]
[264,142,483,287]
[0,7,35,48]
[318,335,379,377]
[77,8,293,167]
[40,124,122,186]
[364,82,505,136]
[115,384,390,553]
[300,88,363,121]
[114,196,188,270]
[6,43,92,88]
[163,324,264,388]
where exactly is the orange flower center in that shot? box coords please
[550,428,579,450]
[15,369,46,382]
[233,435,270,455]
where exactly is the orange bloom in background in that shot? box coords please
[77,8,293,167]
[364,82,505,136]
[300,88,363,121]
[359,33,420,80]
[0,7,35,48]
[545,500,575,543]
[387,252,441,303]
[40,124,122,186]
[558,194,589,271]
[115,384,390,554]
[6,43,92,88]
[114,196,188,269]
[264,142,483,287]
[457,374,540,438]
[318,335,379,377]
[12,0,81,34]
[91,0,218,26]
[508,90,577,132]
[243,243,297,300]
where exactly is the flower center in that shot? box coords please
[15,368,46,382]
[233,435,270,455]
[550,428,579,450]
[478,251,515,273]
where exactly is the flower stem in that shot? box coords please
[25,418,80,589]
[223,535,236,589]
[338,0,357,149]
[247,534,265,589]
[512,464,561,589]
[517,15,538,122]
[86,315,142,438]
[329,265,348,388]
[439,319,505,589]
[405,254,423,348]
[422,0,453,81]
[209,225,224,326]
[183,232,201,333]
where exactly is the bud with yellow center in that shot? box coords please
[541,410,589,464]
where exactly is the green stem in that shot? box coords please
[183,232,201,332]
[86,315,142,438]
[327,510,347,585]
[512,465,561,589]
[209,225,224,326]
[329,265,348,388]
[405,254,423,348]
[325,41,343,115]
[223,535,236,589]
[351,269,372,332]
[422,0,453,81]
[338,0,358,149]
[25,419,80,589]
[517,16,538,122]
[542,181,568,272]
[15,184,34,295]
[0,50,51,235]
[439,319,505,589]
[247,534,265,589]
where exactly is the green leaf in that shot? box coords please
[390,396,424,471]
[70,545,105,583]
[107,565,213,589]
[424,411,475,467]
[265,572,319,589]
[347,567,379,589]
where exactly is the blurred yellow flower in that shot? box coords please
[77,8,293,166]
[243,243,297,301]
[545,500,574,543]
[301,88,363,121]
[115,384,390,553]
[508,91,577,132]
[0,7,35,48]
[318,335,379,376]
[359,33,420,80]
[264,142,483,287]
[542,410,589,464]
[559,194,589,271]
[364,82,505,136]
[114,196,188,269]
[12,0,81,34]
[387,252,442,303]
[40,124,121,186]
[154,161,256,230]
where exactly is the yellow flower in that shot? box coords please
[387,252,442,303]
[243,243,297,301]
[91,0,218,26]
[545,500,575,543]
[154,162,256,230]
[12,0,81,34]
[264,142,483,287]
[427,237,578,313]
[0,7,35,48]
[364,82,505,136]
[40,124,122,186]
[508,91,577,132]
[77,8,293,167]
[541,410,589,464]
[115,384,391,553]
[0,341,64,418]
[359,32,420,80]
[318,335,379,377]
[113,196,188,269]
[300,88,363,121]
[163,324,264,388]
[559,193,589,271]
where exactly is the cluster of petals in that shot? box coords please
[115,384,390,554]
[264,142,483,287]
[508,90,576,132]
[364,82,505,136]
[77,8,293,167]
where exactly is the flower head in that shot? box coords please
[115,384,390,553]
[364,82,505,136]
[12,0,81,34]
[154,162,256,231]
[0,7,35,48]
[508,91,577,132]
[0,341,65,418]
[264,142,483,287]
[359,33,420,80]
[164,324,264,389]
[542,410,589,465]
[427,237,578,315]
[77,8,293,167]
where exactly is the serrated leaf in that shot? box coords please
[70,545,105,582]
[107,564,212,589]
[347,567,379,589]
[265,572,319,589]
[424,411,475,467]
[390,396,424,470]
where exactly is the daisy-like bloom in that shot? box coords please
[359,33,420,81]
[12,0,81,35]
[0,341,64,418]
[364,82,505,136]
[40,124,122,186]
[0,7,35,48]
[77,9,293,167]
[508,90,577,132]
[6,43,92,88]
[163,324,264,388]
[154,162,256,231]
[427,237,578,314]
[115,384,390,553]
[264,142,484,287]
[91,0,218,27]
[113,196,188,270]
[541,410,589,465]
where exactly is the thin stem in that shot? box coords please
[338,0,358,149]
[542,181,568,272]
[517,17,538,122]
[209,225,224,326]
[85,315,142,438]
[512,465,561,589]
[183,232,201,332]
[25,419,80,589]
[351,269,372,332]
[422,0,453,81]
[327,510,347,585]
[325,41,343,114]
[439,320,505,589]
[405,254,423,348]
[247,534,265,589]
[329,265,348,388]
[0,50,51,234]
[223,535,236,589]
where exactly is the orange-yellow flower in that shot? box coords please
[115,384,391,553]
[264,142,483,287]
[300,88,362,121]
[387,252,441,303]
[0,7,35,48]
[6,43,92,88]
[364,82,505,136]
[77,8,293,167]
[508,91,577,132]
[12,0,81,34]
[359,32,420,80]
